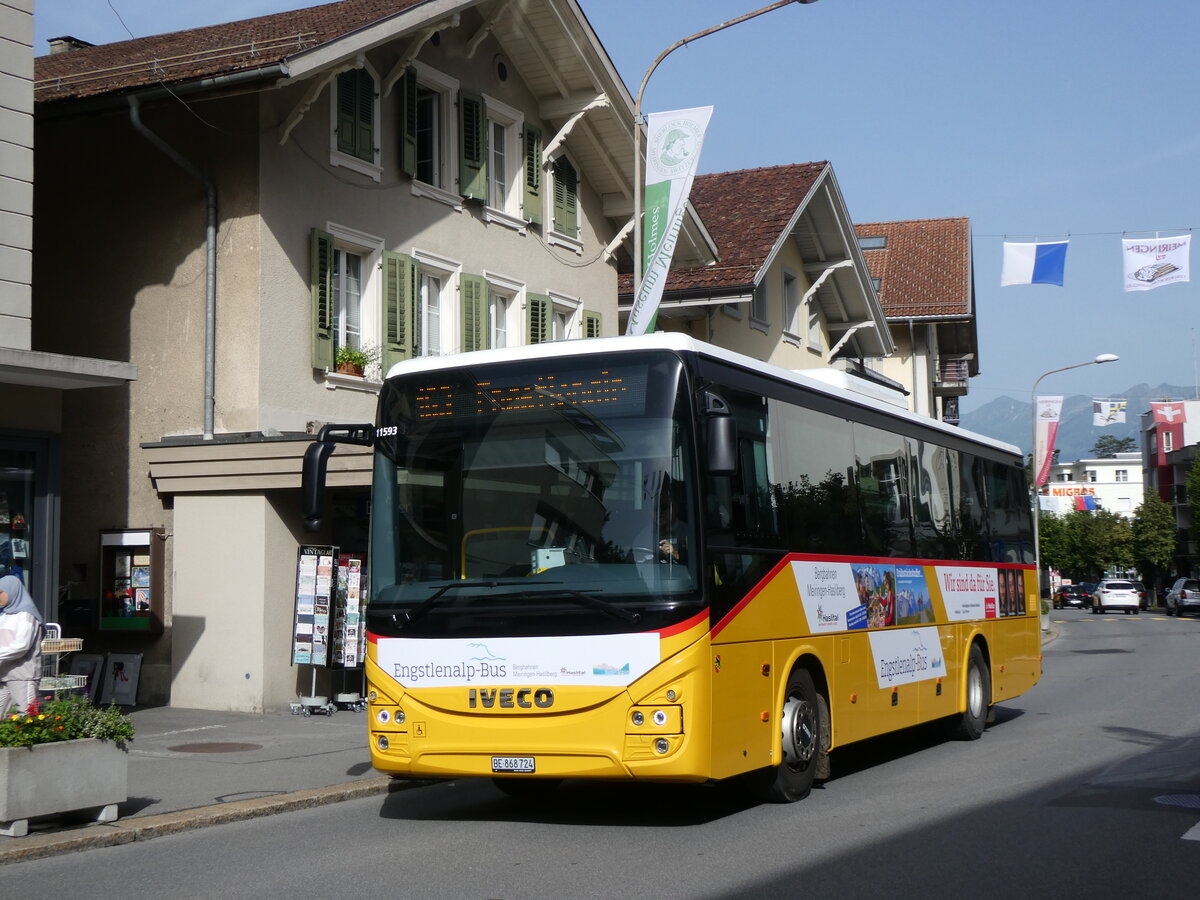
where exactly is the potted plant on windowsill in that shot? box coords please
[333,342,380,378]
[0,696,134,837]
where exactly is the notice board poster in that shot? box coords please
[293,545,336,666]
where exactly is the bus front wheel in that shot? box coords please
[950,644,991,741]
[748,668,829,803]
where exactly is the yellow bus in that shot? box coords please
[303,334,1040,802]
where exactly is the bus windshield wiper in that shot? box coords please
[392,582,641,629]
[393,580,531,629]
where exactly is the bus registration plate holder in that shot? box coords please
[492,756,535,773]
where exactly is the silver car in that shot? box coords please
[1091,580,1140,615]
[1165,578,1200,617]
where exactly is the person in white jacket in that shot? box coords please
[0,575,44,714]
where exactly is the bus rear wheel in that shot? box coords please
[950,644,990,741]
[748,668,828,803]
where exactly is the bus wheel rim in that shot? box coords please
[966,665,983,718]
[781,695,816,769]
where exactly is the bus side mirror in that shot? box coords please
[703,392,736,475]
[301,423,374,532]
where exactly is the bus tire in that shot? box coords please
[492,778,562,800]
[748,668,826,803]
[951,644,990,741]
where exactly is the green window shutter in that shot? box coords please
[336,72,357,156]
[398,68,417,177]
[310,228,335,371]
[382,250,416,374]
[526,293,551,345]
[522,125,542,225]
[460,274,488,352]
[458,92,487,200]
[552,156,578,236]
[583,311,602,339]
[355,69,375,163]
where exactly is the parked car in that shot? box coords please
[1052,584,1090,609]
[1164,577,1200,617]
[1131,581,1149,610]
[1091,579,1140,615]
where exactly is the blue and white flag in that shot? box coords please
[1001,240,1068,286]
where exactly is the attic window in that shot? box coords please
[858,235,887,250]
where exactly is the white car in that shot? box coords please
[1091,580,1140,615]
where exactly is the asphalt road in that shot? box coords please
[9,612,1200,899]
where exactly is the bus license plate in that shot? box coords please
[492,756,535,773]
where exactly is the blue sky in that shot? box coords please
[35,1,1200,412]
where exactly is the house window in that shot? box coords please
[1163,431,1174,453]
[858,235,887,250]
[332,249,364,353]
[1115,469,1128,483]
[1085,470,1097,483]
[750,281,768,331]
[330,67,381,181]
[399,63,460,207]
[490,291,511,348]
[551,293,581,340]
[309,225,383,374]
[418,272,443,357]
[489,121,508,209]
[782,269,801,340]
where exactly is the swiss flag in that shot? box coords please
[1151,402,1187,425]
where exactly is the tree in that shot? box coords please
[1039,508,1133,580]
[1187,455,1200,546]
[1133,492,1176,591]
[1091,435,1135,458]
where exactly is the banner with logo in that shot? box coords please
[1033,395,1063,487]
[1092,399,1127,427]
[625,106,713,336]
[1123,234,1190,291]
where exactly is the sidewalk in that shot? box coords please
[1,704,414,864]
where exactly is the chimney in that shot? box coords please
[48,36,94,54]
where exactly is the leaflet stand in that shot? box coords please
[290,545,338,716]
[292,666,336,717]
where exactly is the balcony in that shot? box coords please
[933,356,970,397]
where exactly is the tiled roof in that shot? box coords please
[35,0,423,103]
[619,162,827,296]
[855,217,972,318]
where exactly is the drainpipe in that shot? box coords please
[128,94,217,439]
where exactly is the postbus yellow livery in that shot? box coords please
[304,334,1040,802]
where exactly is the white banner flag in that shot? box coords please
[1092,399,1127,427]
[1123,234,1190,291]
[626,106,713,336]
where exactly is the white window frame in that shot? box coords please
[782,267,802,345]
[409,61,461,210]
[1163,431,1174,453]
[481,94,526,233]
[549,291,582,341]
[1115,469,1128,483]
[484,270,524,350]
[546,151,583,255]
[412,248,460,357]
[806,296,824,354]
[329,61,383,182]
[323,223,383,387]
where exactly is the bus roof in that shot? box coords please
[384,335,1021,458]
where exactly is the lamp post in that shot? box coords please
[630,0,819,314]
[1030,353,1119,619]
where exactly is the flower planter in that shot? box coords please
[0,739,128,837]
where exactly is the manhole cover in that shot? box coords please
[1155,794,1200,809]
[167,742,263,753]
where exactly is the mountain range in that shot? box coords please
[958,384,1196,460]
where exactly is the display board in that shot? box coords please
[292,545,335,666]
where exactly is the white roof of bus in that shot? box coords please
[384,335,1020,457]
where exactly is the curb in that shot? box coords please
[0,775,415,865]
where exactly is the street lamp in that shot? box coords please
[1030,353,1119,617]
[630,0,819,311]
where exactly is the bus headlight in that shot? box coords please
[654,738,670,754]
[377,735,390,751]
[631,711,645,726]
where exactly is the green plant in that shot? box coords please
[0,696,134,748]
[334,342,380,372]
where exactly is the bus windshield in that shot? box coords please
[368,350,702,638]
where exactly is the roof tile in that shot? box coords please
[855,217,972,318]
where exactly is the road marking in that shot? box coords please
[1183,821,1200,842]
